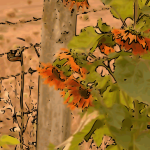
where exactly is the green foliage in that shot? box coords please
[134,130,150,150]
[67,26,102,53]
[84,119,104,142]
[135,15,150,38]
[92,125,112,147]
[106,145,118,150]
[109,125,132,149]
[0,135,19,147]
[97,18,112,33]
[106,103,130,129]
[46,0,150,149]
[101,0,134,20]
[119,90,134,110]
[69,117,103,150]
[140,6,150,15]
[97,34,116,48]
[102,85,120,108]
[108,51,132,60]
[141,51,150,60]
[114,56,150,105]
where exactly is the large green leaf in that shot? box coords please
[134,130,150,150]
[101,0,134,21]
[114,56,150,105]
[106,103,129,129]
[138,0,150,8]
[67,26,102,51]
[108,124,132,149]
[140,5,150,15]
[96,75,112,94]
[92,125,112,147]
[119,90,134,110]
[102,85,120,108]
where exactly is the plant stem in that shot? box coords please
[134,0,138,29]
[134,100,139,126]
[20,52,24,150]
[102,62,116,83]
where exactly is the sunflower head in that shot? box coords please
[111,28,150,55]
[79,87,91,99]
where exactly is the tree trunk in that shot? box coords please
[36,0,77,150]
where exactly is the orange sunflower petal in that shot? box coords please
[127,33,137,44]
[100,44,115,55]
[145,38,150,51]
[137,36,146,48]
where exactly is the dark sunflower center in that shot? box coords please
[79,87,90,99]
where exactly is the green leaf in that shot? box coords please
[121,118,132,132]
[69,132,84,150]
[107,145,119,150]
[106,104,129,129]
[134,130,150,150]
[96,75,111,91]
[106,145,119,150]
[69,117,99,150]
[84,119,104,142]
[108,51,132,59]
[141,51,150,60]
[67,26,102,52]
[92,125,112,147]
[102,86,120,108]
[120,90,134,110]
[101,0,134,21]
[97,18,112,33]
[0,135,19,145]
[135,15,150,38]
[141,5,150,15]
[109,125,132,149]
[98,34,116,48]
[138,0,150,8]
[114,56,150,105]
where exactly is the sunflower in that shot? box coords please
[111,29,150,55]
[56,48,88,79]
[60,75,93,110]
[99,43,115,55]
[37,63,67,90]
[63,0,90,12]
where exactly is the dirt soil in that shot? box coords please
[0,0,132,150]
